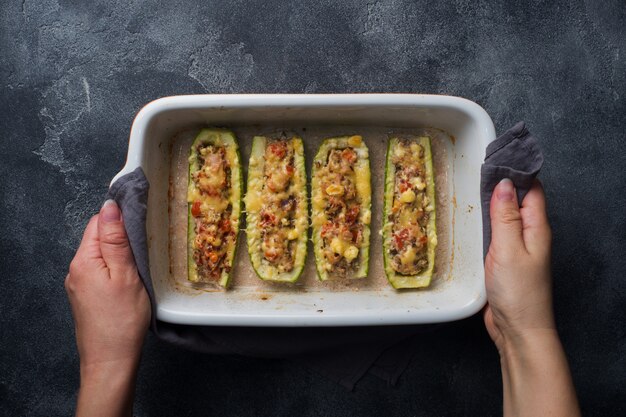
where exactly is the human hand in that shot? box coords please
[485,179,580,416]
[65,200,150,416]
[484,179,554,354]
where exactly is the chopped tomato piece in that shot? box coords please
[260,212,277,227]
[393,229,409,250]
[341,148,357,163]
[398,180,410,193]
[191,201,202,217]
[267,142,287,158]
[220,218,231,233]
[285,165,295,175]
[264,251,279,261]
[209,252,219,264]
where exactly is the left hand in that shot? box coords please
[65,200,150,416]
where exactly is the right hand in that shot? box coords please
[484,179,554,353]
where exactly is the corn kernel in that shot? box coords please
[399,190,416,203]
[344,245,359,261]
[326,184,345,196]
[348,135,362,146]
[330,237,345,254]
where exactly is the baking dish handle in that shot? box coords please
[110,159,141,187]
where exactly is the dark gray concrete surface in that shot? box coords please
[1,0,625,416]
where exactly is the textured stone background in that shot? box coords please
[1,0,625,416]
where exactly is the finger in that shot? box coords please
[520,180,552,255]
[74,215,101,261]
[489,178,525,256]
[98,199,136,277]
[68,215,105,286]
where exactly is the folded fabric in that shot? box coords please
[480,122,544,257]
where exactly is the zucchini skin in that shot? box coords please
[311,135,371,281]
[245,136,308,282]
[382,136,437,289]
[187,128,242,289]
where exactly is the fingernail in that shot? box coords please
[101,199,121,222]
[497,178,515,201]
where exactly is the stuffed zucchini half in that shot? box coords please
[244,135,308,282]
[312,135,371,281]
[187,128,242,288]
[382,137,437,289]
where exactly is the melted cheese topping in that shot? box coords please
[246,137,307,278]
[188,142,237,283]
[313,138,370,278]
[388,139,433,276]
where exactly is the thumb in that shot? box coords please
[489,179,525,256]
[98,199,135,277]
[520,180,552,256]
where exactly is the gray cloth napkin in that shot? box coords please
[106,167,437,390]
[480,122,544,257]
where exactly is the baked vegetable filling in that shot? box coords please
[312,135,371,280]
[264,141,299,270]
[245,136,307,282]
[389,141,433,274]
[187,129,241,287]
[383,136,436,288]
[190,145,234,280]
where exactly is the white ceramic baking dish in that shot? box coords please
[112,94,495,326]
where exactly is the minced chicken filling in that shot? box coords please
[316,147,364,277]
[389,141,433,275]
[259,140,299,273]
[189,145,235,281]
